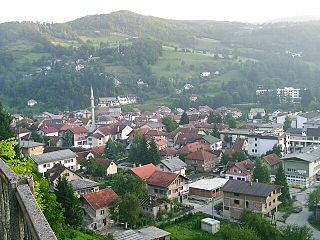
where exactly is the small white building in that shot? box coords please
[201,71,211,77]
[201,218,220,234]
[27,99,37,107]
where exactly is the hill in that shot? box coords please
[1,11,320,113]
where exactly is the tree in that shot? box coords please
[128,132,143,164]
[274,164,290,204]
[55,177,83,227]
[180,111,189,125]
[162,116,178,132]
[105,138,116,159]
[301,89,313,108]
[266,145,282,157]
[63,130,74,147]
[140,134,150,165]
[283,116,292,131]
[232,150,248,162]
[253,158,271,183]
[80,157,106,177]
[308,187,320,211]
[0,102,14,141]
[282,224,313,240]
[207,112,223,124]
[210,127,220,138]
[119,193,140,228]
[221,153,229,166]
[149,138,160,165]
[224,113,237,128]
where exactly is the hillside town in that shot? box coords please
[2,86,320,239]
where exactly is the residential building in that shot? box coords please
[262,154,281,182]
[140,195,172,219]
[225,159,255,181]
[70,179,100,198]
[282,146,320,187]
[197,135,223,150]
[20,140,44,157]
[27,99,37,107]
[130,163,159,180]
[157,157,187,176]
[44,163,82,186]
[222,180,282,220]
[189,178,228,201]
[82,188,118,230]
[248,108,266,120]
[184,149,217,172]
[146,171,189,202]
[95,158,117,175]
[32,149,78,174]
[276,87,302,103]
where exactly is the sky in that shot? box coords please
[1,0,320,23]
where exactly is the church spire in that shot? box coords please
[90,85,96,129]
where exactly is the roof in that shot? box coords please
[227,159,255,176]
[39,126,58,134]
[202,135,221,144]
[44,164,78,182]
[20,140,44,148]
[82,188,118,209]
[189,178,228,191]
[95,158,115,169]
[146,171,179,188]
[179,142,209,155]
[282,146,320,162]
[222,179,280,197]
[185,149,214,161]
[114,230,143,240]
[32,149,76,164]
[70,179,99,191]
[159,157,187,171]
[130,163,158,180]
[263,154,281,166]
[232,138,246,150]
[159,147,179,157]
[137,226,170,240]
[90,146,105,155]
[175,133,201,145]
[307,127,320,137]
[286,128,303,135]
[298,112,320,119]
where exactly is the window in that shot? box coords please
[255,143,257,147]
[273,199,275,203]
[265,203,267,208]
[234,193,240,197]
[255,138,257,141]
[224,206,230,210]
[269,202,271,206]
[252,149,254,152]
[234,200,240,205]
[246,201,249,208]
[100,210,105,215]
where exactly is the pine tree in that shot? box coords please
[180,111,189,125]
[253,158,271,183]
[128,132,143,164]
[149,138,160,165]
[0,102,14,141]
[140,134,150,165]
[283,116,292,131]
[119,193,140,228]
[274,164,291,203]
[105,138,116,159]
[55,177,83,227]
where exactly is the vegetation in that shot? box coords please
[0,102,14,140]
[80,157,106,177]
[231,150,248,162]
[180,111,189,125]
[162,115,178,132]
[104,139,127,160]
[283,116,292,131]
[266,145,282,157]
[274,164,291,204]
[252,158,271,183]
[308,186,320,211]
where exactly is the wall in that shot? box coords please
[0,158,56,240]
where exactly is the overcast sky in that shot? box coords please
[1,0,320,23]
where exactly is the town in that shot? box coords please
[1,84,319,240]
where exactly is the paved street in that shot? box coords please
[286,185,320,240]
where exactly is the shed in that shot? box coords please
[201,218,220,234]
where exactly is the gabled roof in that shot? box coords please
[175,133,201,146]
[32,149,76,164]
[130,163,158,180]
[39,126,58,134]
[45,164,79,182]
[185,149,214,161]
[227,159,255,176]
[159,157,187,172]
[20,140,44,148]
[95,158,116,169]
[70,179,99,191]
[232,138,246,150]
[263,154,281,166]
[201,135,221,144]
[82,188,118,209]
[146,171,179,188]
[179,142,209,155]
[159,147,179,157]
[222,179,280,198]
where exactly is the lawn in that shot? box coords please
[161,213,223,240]
[62,228,110,240]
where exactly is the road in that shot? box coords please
[286,185,320,240]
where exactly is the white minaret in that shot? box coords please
[90,85,96,129]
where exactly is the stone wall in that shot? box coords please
[0,158,56,240]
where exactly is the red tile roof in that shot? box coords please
[227,159,255,176]
[175,133,201,146]
[83,188,118,209]
[40,126,58,134]
[95,158,114,169]
[185,149,214,161]
[263,154,281,166]
[179,142,209,155]
[232,138,246,150]
[90,146,105,155]
[147,171,179,188]
[130,163,158,180]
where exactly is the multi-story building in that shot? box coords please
[222,180,282,220]
[282,146,320,187]
[276,87,302,103]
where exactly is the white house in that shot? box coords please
[248,108,266,120]
[201,71,211,77]
[32,149,78,174]
[27,99,37,107]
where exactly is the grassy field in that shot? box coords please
[161,213,222,240]
[62,228,109,240]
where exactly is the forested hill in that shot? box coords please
[1,11,320,113]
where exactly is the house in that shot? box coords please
[44,163,82,186]
[222,179,282,220]
[141,122,165,131]
[225,159,255,181]
[248,108,266,120]
[157,157,187,176]
[184,149,216,172]
[20,140,44,157]
[197,135,223,150]
[146,171,189,202]
[189,178,228,202]
[282,146,320,187]
[32,149,78,174]
[95,158,118,175]
[232,138,248,152]
[70,179,100,198]
[296,112,320,129]
[38,126,59,137]
[262,154,281,182]
[82,188,118,230]
[140,195,172,219]
[130,163,158,180]
[179,142,209,155]
[201,71,211,77]
[154,139,168,151]
[60,126,88,147]
[27,99,37,107]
